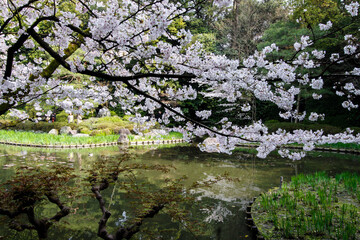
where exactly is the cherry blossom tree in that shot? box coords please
[1,0,360,160]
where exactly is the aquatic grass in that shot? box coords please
[0,130,183,146]
[128,131,183,142]
[252,172,360,239]
[259,194,272,211]
[0,130,119,145]
[336,172,360,193]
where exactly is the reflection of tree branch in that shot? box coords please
[0,167,73,239]
[92,177,165,240]
[90,154,168,240]
[46,193,71,221]
[91,181,113,239]
[116,204,164,239]
[0,208,24,218]
[2,193,71,239]
[9,220,36,231]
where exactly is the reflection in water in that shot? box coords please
[114,211,128,227]
[0,145,359,239]
[203,202,233,223]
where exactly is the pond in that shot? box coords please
[0,144,360,240]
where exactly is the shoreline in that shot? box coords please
[0,139,185,149]
[236,143,360,154]
[0,140,359,154]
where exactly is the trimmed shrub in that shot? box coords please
[2,116,134,136]
[55,111,68,122]
[78,126,92,135]
[265,119,279,124]
[97,116,124,123]
[90,129,112,136]
[123,115,134,121]
[6,121,77,133]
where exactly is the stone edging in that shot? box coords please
[245,196,264,240]
[236,143,360,154]
[0,139,185,149]
[0,140,358,153]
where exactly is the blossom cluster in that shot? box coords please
[0,0,359,160]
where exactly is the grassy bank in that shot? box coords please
[0,130,118,145]
[0,130,183,145]
[265,121,360,135]
[319,142,360,150]
[0,116,134,136]
[251,172,360,239]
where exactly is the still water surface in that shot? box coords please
[0,144,359,240]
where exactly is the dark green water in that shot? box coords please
[0,144,359,240]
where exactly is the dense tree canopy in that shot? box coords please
[0,0,360,160]
[1,1,360,239]
[289,0,342,26]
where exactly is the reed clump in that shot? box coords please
[252,172,360,239]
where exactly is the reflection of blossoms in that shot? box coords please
[202,203,233,223]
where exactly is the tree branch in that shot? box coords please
[28,28,197,82]
[4,15,58,79]
[123,79,256,142]
[0,0,40,33]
